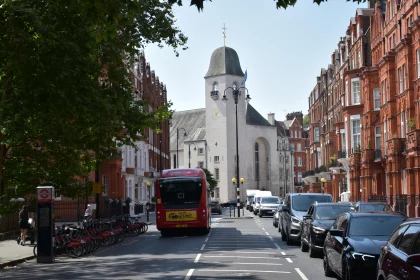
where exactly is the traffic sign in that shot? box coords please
[92,182,102,194]
[37,186,55,203]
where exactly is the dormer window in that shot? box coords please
[211,82,219,100]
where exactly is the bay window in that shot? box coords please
[351,78,360,105]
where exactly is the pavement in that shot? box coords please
[0,212,155,269]
[0,208,331,279]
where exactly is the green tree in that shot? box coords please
[202,168,218,194]
[0,0,187,213]
[303,114,310,124]
[172,0,369,10]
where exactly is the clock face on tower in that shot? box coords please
[212,108,220,120]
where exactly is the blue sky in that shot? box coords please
[145,0,364,120]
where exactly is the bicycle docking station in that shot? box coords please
[37,186,55,263]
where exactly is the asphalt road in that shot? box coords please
[0,209,336,280]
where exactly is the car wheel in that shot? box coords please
[300,237,309,252]
[281,225,287,241]
[308,235,318,258]
[259,212,263,218]
[274,222,278,228]
[286,229,294,245]
[342,258,352,280]
[323,253,335,277]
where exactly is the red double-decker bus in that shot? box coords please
[155,168,211,236]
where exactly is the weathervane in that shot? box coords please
[222,23,227,47]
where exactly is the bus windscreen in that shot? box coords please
[159,177,203,209]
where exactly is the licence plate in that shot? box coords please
[175,224,188,228]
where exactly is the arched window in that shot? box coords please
[255,143,259,181]
[233,83,237,90]
[213,82,219,92]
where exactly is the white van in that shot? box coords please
[252,191,272,215]
[246,189,260,211]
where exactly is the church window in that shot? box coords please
[198,148,204,154]
[198,161,204,168]
[255,143,259,181]
[213,83,219,92]
[214,156,220,163]
[232,83,237,90]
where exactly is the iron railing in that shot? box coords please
[338,150,347,159]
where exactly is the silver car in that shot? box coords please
[272,204,284,227]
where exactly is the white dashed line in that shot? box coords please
[265,231,270,236]
[194,253,201,263]
[200,244,206,250]
[197,269,290,274]
[286,258,293,263]
[204,237,209,242]
[274,243,281,249]
[295,268,309,280]
[184,269,194,280]
[281,252,286,255]
[269,236,274,241]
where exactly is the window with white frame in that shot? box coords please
[398,67,403,93]
[298,172,302,183]
[351,117,361,150]
[317,147,322,167]
[341,130,346,151]
[297,143,302,151]
[401,110,408,138]
[102,174,108,196]
[373,88,380,110]
[214,168,220,180]
[198,161,204,168]
[314,127,320,142]
[383,120,388,149]
[351,78,360,104]
[417,49,420,78]
[198,148,204,154]
[298,157,302,166]
[345,80,349,106]
[403,64,407,91]
[214,156,220,163]
[375,126,381,150]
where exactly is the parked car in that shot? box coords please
[279,193,333,245]
[258,196,280,217]
[323,211,406,280]
[220,200,245,208]
[354,201,394,212]
[377,218,420,280]
[210,201,222,214]
[272,204,284,228]
[300,202,354,257]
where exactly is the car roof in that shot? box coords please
[348,211,406,218]
[358,202,389,205]
[288,193,332,197]
[399,218,420,226]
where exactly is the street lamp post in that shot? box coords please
[176,128,187,169]
[222,85,251,218]
[188,143,197,168]
[146,181,151,222]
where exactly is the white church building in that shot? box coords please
[170,46,294,203]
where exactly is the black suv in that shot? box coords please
[300,202,354,257]
[279,193,333,245]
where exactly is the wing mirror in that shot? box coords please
[329,229,344,237]
[303,215,312,220]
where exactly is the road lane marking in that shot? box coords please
[202,251,281,254]
[208,262,283,266]
[197,269,290,274]
[203,256,282,260]
[205,237,209,242]
[207,232,211,237]
[295,268,309,280]
[281,252,286,255]
[286,258,293,263]
[184,269,194,280]
[265,232,270,236]
[269,236,274,241]
[200,244,206,250]
[275,243,281,249]
[194,254,201,263]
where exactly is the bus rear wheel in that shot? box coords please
[160,229,170,237]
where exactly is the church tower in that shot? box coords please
[204,46,247,203]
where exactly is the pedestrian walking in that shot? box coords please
[19,205,29,246]
[84,204,93,221]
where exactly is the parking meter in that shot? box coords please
[36,186,55,263]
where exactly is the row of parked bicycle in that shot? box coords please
[248,192,420,280]
[33,214,149,258]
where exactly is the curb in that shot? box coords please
[0,255,35,270]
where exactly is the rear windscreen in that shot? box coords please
[159,177,202,209]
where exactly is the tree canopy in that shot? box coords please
[171,0,369,10]
[202,168,218,194]
[0,0,187,213]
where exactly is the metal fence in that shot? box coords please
[0,212,19,235]
[367,195,387,203]
[395,195,408,215]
